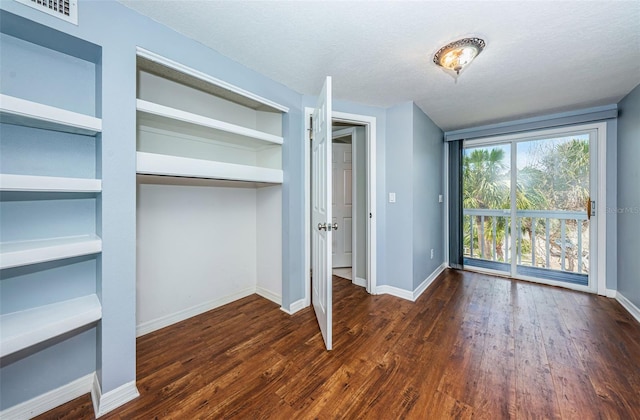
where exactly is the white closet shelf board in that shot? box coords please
[136,50,289,113]
[0,94,102,136]
[0,235,102,269]
[137,99,283,148]
[0,174,102,192]
[137,174,278,189]
[137,152,283,184]
[0,294,102,358]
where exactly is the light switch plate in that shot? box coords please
[439,194,443,203]
[389,192,396,203]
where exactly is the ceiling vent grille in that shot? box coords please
[14,0,78,25]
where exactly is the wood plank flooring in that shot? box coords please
[37,270,640,419]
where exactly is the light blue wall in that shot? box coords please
[0,0,303,410]
[616,83,640,308]
[412,104,444,289]
[0,328,97,409]
[0,124,97,178]
[0,31,96,115]
[385,102,414,290]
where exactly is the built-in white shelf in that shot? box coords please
[0,235,102,270]
[137,99,283,148]
[0,294,102,358]
[136,151,283,184]
[0,94,102,136]
[0,174,102,193]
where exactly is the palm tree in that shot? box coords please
[462,147,510,260]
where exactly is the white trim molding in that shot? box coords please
[413,263,447,301]
[616,292,640,324]
[354,277,368,288]
[375,285,414,301]
[280,298,307,315]
[376,264,446,302]
[256,287,282,306]
[136,287,255,337]
[91,374,139,418]
[605,289,617,298]
[0,373,94,420]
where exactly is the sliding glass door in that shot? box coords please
[463,143,512,274]
[463,128,596,290]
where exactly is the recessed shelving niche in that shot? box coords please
[135,48,286,338]
[0,11,103,371]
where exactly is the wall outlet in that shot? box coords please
[430,249,434,259]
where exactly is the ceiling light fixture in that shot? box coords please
[433,37,485,78]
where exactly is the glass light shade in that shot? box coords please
[434,38,485,75]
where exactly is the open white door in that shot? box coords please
[311,76,333,350]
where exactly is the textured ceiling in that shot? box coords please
[119,1,640,131]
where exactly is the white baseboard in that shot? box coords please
[376,284,414,301]
[281,298,306,315]
[616,291,640,324]
[0,373,94,420]
[605,288,617,298]
[136,287,256,337]
[353,277,367,288]
[376,263,446,302]
[91,374,139,418]
[256,286,282,306]
[413,263,447,301]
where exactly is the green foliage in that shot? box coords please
[462,137,590,273]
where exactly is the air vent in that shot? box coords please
[14,0,78,25]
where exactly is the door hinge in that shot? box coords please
[369,212,372,219]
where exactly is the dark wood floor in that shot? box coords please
[38,270,640,419]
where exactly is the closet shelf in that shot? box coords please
[136,151,283,184]
[137,99,283,148]
[0,174,102,193]
[0,94,102,136]
[0,235,102,270]
[0,294,102,358]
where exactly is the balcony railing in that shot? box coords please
[463,208,589,285]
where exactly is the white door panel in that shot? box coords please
[332,142,353,268]
[311,76,332,350]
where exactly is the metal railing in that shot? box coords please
[463,208,589,275]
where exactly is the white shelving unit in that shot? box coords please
[0,56,103,359]
[0,294,102,358]
[135,49,286,336]
[0,174,102,192]
[0,11,105,416]
[0,94,102,136]
[0,235,102,270]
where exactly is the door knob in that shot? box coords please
[317,223,327,231]
[332,222,338,231]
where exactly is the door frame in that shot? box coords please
[304,108,378,304]
[455,122,607,295]
[331,128,357,276]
